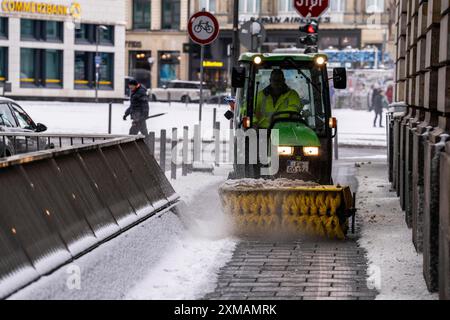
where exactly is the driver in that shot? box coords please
[254,69,303,129]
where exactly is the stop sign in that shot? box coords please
[294,0,329,18]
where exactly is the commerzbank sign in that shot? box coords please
[1,1,81,18]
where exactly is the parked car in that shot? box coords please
[0,97,49,157]
[147,80,211,103]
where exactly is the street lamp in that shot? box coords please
[95,25,108,103]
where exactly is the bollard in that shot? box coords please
[148,131,155,156]
[171,128,177,180]
[215,122,220,167]
[182,126,189,176]
[194,124,201,163]
[168,92,171,107]
[334,126,339,161]
[213,108,217,138]
[108,102,112,134]
[160,129,166,171]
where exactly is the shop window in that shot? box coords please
[0,47,7,82]
[21,19,63,42]
[129,51,152,88]
[133,0,151,30]
[162,0,180,30]
[199,0,216,12]
[158,51,180,87]
[0,17,8,39]
[75,51,114,90]
[75,24,114,45]
[20,48,63,88]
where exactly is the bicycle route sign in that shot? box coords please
[294,0,329,18]
[188,11,220,45]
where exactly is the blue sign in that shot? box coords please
[95,56,102,65]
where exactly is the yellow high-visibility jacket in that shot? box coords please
[253,87,303,128]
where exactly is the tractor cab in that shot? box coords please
[226,52,347,184]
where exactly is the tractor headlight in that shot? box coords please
[303,147,319,156]
[278,147,294,156]
[253,56,263,65]
[314,55,327,66]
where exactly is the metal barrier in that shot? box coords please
[0,132,127,158]
[0,136,179,298]
[439,142,450,300]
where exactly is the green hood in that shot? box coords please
[273,122,321,147]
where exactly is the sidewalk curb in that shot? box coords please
[338,143,387,150]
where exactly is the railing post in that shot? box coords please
[215,121,220,167]
[108,102,112,134]
[168,92,171,107]
[160,129,166,171]
[148,131,155,156]
[171,127,177,180]
[182,126,189,176]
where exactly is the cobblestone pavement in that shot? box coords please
[204,235,378,300]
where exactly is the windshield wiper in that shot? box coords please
[284,57,322,94]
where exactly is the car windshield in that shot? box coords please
[253,67,326,130]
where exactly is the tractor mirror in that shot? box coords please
[224,110,234,120]
[333,68,347,89]
[232,67,245,88]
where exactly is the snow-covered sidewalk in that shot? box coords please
[356,161,437,300]
[18,101,386,147]
[9,168,236,300]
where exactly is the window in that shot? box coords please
[330,0,346,12]
[239,0,260,14]
[129,50,152,88]
[75,51,114,90]
[20,48,63,88]
[75,24,114,45]
[133,0,151,30]
[366,0,384,13]
[0,104,16,128]
[11,105,33,130]
[0,17,8,39]
[161,0,180,30]
[0,47,7,82]
[21,19,63,42]
[158,51,180,87]
[278,0,294,13]
[199,0,216,12]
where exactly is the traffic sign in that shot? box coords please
[95,55,102,65]
[294,0,329,18]
[188,11,219,45]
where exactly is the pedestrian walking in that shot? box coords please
[371,86,388,128]
[123,79,149,137]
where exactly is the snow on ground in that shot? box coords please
[18,100,386,147]
[356,160,437,300]
[333,108,387,147]
[9,167,237,300]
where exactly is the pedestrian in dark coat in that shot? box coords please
[372,87,385,128]
[123,79,149,137]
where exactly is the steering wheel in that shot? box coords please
[269,111,308,129]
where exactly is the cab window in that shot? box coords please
[0,103,16,127]
[253,68,326,131]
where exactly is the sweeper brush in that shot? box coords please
[219,180,356,239]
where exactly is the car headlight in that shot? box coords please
[303,147,319,156]
[278,146,294,156]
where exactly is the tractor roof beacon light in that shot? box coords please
[315,55,327,66]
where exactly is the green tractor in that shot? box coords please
[219,52,356,239]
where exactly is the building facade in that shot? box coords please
[125,0,395,91]
[0,0,126,101]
